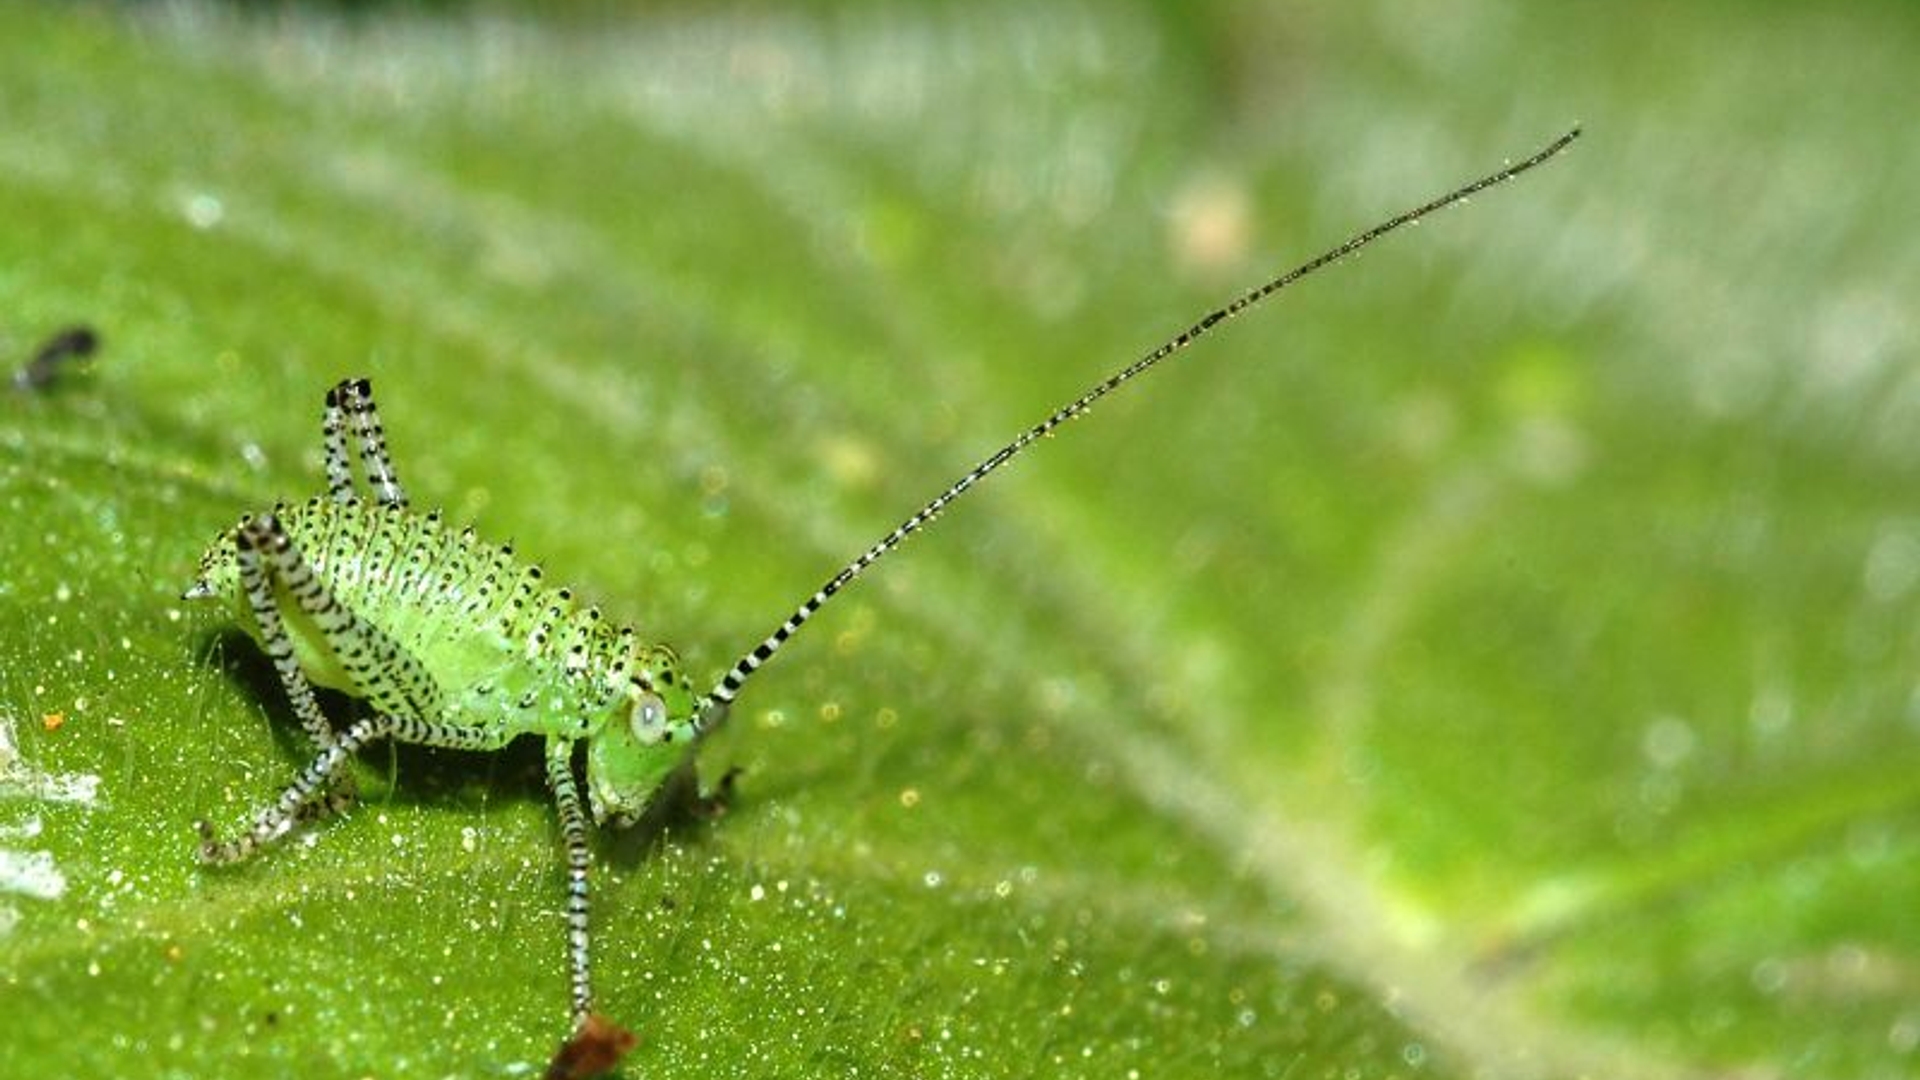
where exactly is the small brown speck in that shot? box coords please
[544,1013,637,1080]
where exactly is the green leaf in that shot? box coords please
[3,3,1916,1078]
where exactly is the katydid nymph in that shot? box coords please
[184,127,1579,1065]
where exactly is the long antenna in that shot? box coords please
[696,126,1581,722]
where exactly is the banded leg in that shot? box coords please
[323,377,409,507]
[198,710,508,864]
[234,522,342,754]
[233,512,358,813]
[198,713,398,863]
[545,737,595,1030]
[215,511,451,837]
[236,512,444,722]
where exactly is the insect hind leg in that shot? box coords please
[323,377,409,507]
[198,712,399,863]
[226,509,451,820]
[199,707,515,864]
[237,511,446,723]
[234,510,358,810]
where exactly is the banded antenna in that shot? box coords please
[696,126,1581,725]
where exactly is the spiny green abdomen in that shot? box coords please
[188,497,638,736]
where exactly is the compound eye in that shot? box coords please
[631,692,669,744]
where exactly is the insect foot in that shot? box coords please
[194,776,354,865]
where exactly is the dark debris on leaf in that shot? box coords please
[12,323,100,392]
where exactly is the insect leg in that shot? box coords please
[234,518,346,757]
[199,708,515,864]
[545,737,595,1029]
[321,381,357,504]
[237,512,446,724]
[197,712,399,863]
[324,377,409,508]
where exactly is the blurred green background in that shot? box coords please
[2,2,1917,1077]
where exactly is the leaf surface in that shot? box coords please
[2,3,1916,1078]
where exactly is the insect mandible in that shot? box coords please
[184,127,1580,1057]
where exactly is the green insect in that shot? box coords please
[184,128,1578,1063]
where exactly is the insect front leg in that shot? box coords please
[544,737,596,1030]
[682,761,741,820]
[686,701,738,817]
[323,377,409,507]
